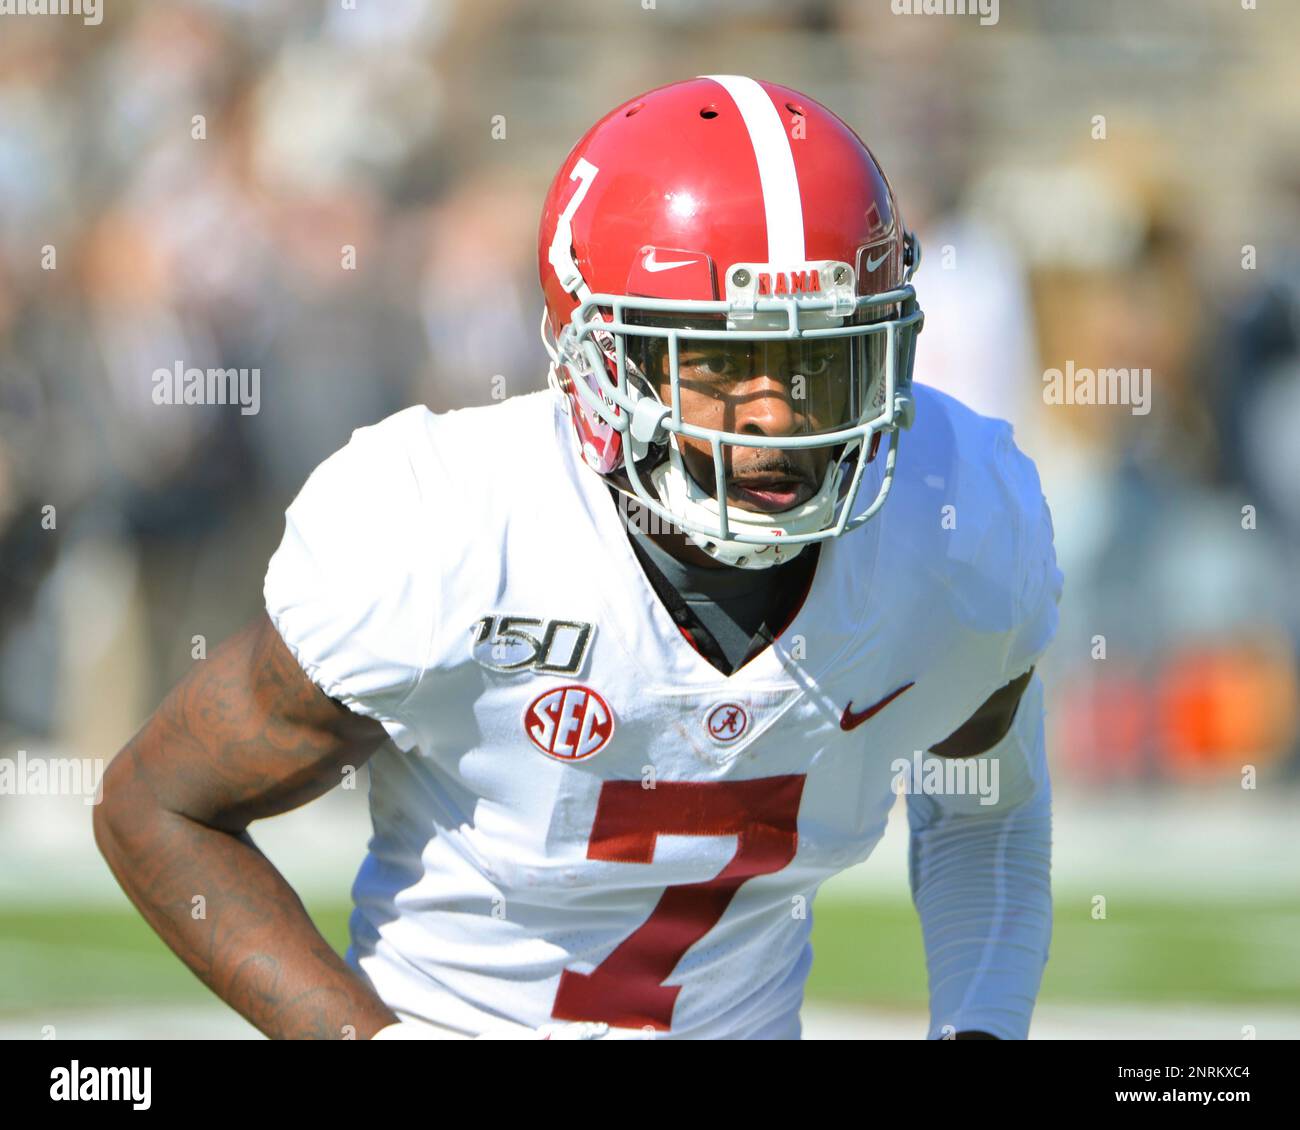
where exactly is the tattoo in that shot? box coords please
[95,612,396,1039]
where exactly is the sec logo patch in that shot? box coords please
[524,684,615,762]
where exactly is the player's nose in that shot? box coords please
[736,372,802,438]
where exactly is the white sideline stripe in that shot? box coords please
[699,74,805,263]
[8,1001,1300,1040]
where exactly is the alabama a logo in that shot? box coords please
[705,702,749,744]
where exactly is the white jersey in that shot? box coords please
[264,384,1062,1039]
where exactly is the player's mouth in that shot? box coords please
[729,475,813,513]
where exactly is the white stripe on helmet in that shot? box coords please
[699,74,805,263]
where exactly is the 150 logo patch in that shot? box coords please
[471,615,595,675]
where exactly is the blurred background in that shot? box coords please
[1,0,1298,1038]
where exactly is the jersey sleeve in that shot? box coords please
[902,411,1060,1039]
[997,425,1064,682]
[905,672,1053,1039]
[263,408,439,752]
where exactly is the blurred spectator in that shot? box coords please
[0,0,1296,791]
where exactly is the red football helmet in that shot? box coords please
[538,75,922,568]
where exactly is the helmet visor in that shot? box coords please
[622,319,889,438]
[670,333,886,436]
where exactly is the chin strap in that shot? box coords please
[646,449,846,570]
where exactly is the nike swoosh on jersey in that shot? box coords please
[839,681,915,731]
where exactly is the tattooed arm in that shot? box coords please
[93,611,399,1040]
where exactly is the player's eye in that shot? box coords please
[685,352,736,376]
[799,349,836,377]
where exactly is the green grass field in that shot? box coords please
[3,892,1296,1015]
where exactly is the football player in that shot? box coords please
[94,76,1062,1040]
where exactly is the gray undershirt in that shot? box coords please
[625,520,801,673]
